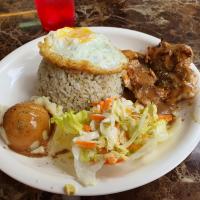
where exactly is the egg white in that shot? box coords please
[42,27,128,72]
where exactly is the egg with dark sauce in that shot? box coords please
[3,102,50,156]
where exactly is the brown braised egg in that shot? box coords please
[3,102,50,156]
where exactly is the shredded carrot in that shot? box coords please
[91,97,113,112]
[83,124,91,132]
[158,114,173,122]
[99,101,104,109]
[105,154,118,165]
[97,147,107,154]
[101,98,113,112]
[105,154,125,165]
[116,158,125,163]
[75,140,96,149]
[90,114,105,122]
[91,101,99,106]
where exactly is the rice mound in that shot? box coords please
[37,59,123,111]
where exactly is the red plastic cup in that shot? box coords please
[35,0,75,31]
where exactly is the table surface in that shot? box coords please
[0,0,200,199]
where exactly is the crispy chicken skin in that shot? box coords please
[123,57,168,105]
[122,41,197,108]
[146,41,193,72]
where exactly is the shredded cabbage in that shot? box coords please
[153,120,168,142]
[32,96,63,116]
[49,126,75,153]
[100,116,119,150]
[72,145,104,186]
[122,104,150,148]
[52,110,89,135]
[129,139,157,161]
[73,131,99,142]
[50,97,171,186]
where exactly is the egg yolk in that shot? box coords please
[57,27,94,43]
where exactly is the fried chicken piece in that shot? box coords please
[134,86,168,105]
[122,49,154,90]
[123,51,168,105]
[146,41,197,103]
[122,41,197,108]
[127,61,156,87]
[146,41,193,72]
[146,41,194,83]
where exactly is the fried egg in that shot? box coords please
[39,27,128,74]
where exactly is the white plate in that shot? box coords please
[0,27,200,196]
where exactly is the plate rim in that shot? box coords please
[0,26,200,196]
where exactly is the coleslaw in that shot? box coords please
[50,97,173,186]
